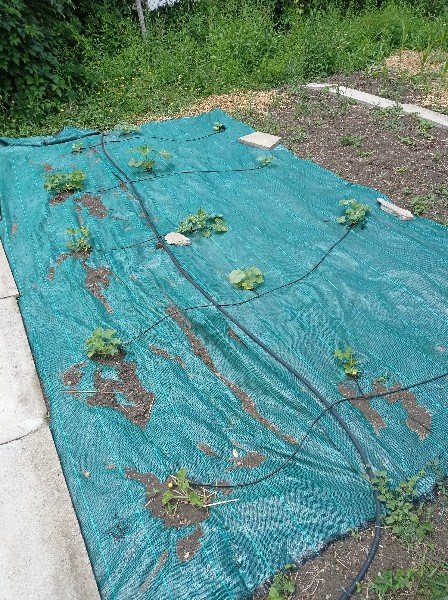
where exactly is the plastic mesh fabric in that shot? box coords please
[0,109,447,600]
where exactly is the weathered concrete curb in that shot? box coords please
[307,83,448,128]
[0,426,100,600]
[0,240,18,299]
[0,296,47,445]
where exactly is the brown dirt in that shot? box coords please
[236,87,448,224]
[125,469,210,562]
[230,451,266,469]
[254,490,448,600]
[166,305,297,444]
[89,354,155,428]
[228,327,246,346]
[338,380,431,441]
[197,443,219,457]
[61,362,86,388]
[75,193,108,219]
[83,264,113,313]
[150,344,186,368]
[49,190,74,206]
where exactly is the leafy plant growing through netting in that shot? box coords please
[257,155,275,168]
[267,565,296,600]
[115,123,140,136]
[128,145,172,172]
[162,468,214,515]
[337,199,370,227]
[71,143,84,154]
[213,122,226,132]
[177,208,228,237]
[334,346,359,377]
[85,328,123,359]
[370,470,434,544]
[44,170,86,194]
[228,266,264,291]
[66,226,92,254]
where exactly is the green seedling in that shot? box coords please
[66,226,92,254]
[267,567,296,600]
[340,133,364,147]
[257,155,275,167]
[85,327,122,359]
[337,199,370,227]
[71,143,84,154]
[334,346,359,377]
[128,145,171,172]
[411,194,432,216]
[115,122,140,136]
[213,122,226,132]
[228,266,264,291]
[44,170,86,194]
[162,468,214,515]
[177,208,228,237]
[417,119,434,135]
[398,135,416,147]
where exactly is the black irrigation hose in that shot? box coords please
[0,130,100,147]
[100,133,381,599]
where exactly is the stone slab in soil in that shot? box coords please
[239,131,282,150]
[0,425,99,600]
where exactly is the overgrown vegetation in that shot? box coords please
[66,226,92,254]
[128,145,171,172]
[177,208,228,237]
[337,199,370,227]
[44,170,86,195]
[85,327,123,359]
[228,266,264,291]
[3,0,448,137]
[162,468,214,514]
[267,566,296,600]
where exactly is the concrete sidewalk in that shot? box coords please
[0,241,99,600]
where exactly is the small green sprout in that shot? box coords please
[44,170,86,194]
[337,199,370,227]
[340,133,364,147]
[162,468,214,515]
[71,143,84,154]
[228,266,264,291]
[177,208,228,237]
[128,145,172,172]
[257,155,275,168]
[85,327,123,359]
[334,346,359,377]
[66,226,92,254]
[115,122,140,136]
[213,122,226,132]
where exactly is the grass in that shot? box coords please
[2,0,448,137]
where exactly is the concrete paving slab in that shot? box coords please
[377,197,414,221]
[306,84,448,127]
[0,297,47,445]
[239,131,282,150]
[0,426,100,600]
[0,240,18,299]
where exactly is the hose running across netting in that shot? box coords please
[0,109,447,600]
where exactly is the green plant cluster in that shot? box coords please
[128,145,171,172]
[213,122,226,132]
[228,266,264,291]
[370,470,434,543]
[257,155,276,167]
[44,170,86,194]
[162,468,212,515]
[267,567,296,600]
[334,346,359,377]
[177,208,228,237]
[337,199,370,227]
[85,327,123,359]
[66,226,92,254]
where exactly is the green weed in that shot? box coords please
[228,266,264,291]
[162,468,213,515]
[177,208,228,238]
[267,568,296,600]
[411,194,433,215]
[85,327,122,359]
[340,133,364,147]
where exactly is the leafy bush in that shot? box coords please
[66,226,92,254]
[177,208,228,237]
[44,170,86,194]
[228,266,264,291]
[337,199,370,227]
[128,145,172,172]
[85,327,122,359]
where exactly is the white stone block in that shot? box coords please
[164,232,191,246]
[377,198,413,221]
[238,131,282,150]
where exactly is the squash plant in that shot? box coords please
[334,346,359,377]
[162,468,213,515]
[228,266,264,291]
[85,328,123,359]
[128,145,172,172]
[44,170,86,194]
[66,226,92,254]
[337,199,370,227]
[177,208,228,237]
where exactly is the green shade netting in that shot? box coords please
[0,109,447,599]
